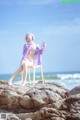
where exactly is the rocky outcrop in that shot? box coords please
[0,80,80,120]
[64,86,80,120]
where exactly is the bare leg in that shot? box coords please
[9,65,23,85]
[21,62,28,85]
[21,61,33,86]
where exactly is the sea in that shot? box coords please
[0,72,80,90]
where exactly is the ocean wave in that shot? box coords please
[57,73,80,80]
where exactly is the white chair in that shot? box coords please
[21,43,46,85]
[21,64,44,85]
[21,50,45,84]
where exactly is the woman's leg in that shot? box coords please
[21,60,33,85]
[9,65,23,85]
[21,62,28,85]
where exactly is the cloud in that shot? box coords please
[41,18,80,39]
[0,30,9,36]
[0,0,55,5]
[16,0,55,5]
[0,0,11,5]
[27,0,55,5]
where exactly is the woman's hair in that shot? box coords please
[25,33,35,41]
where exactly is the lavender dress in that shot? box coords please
[22,42,46,66]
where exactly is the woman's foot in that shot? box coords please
[8,81,14,87]
[19,80,27,86]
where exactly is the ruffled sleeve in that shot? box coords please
[41,41,46,54]
[22,44,31,60]
[34,41,46,65]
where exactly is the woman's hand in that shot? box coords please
[42,41,46,47]
[36,44,40,49]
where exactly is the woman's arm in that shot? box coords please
[41,41,46,53]
[35,41,46,55]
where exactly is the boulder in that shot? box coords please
[0,80,69,120]
[64,85,80,120]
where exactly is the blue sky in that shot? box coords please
[0,0,80,74]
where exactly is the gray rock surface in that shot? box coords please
[64,85,80,120]
[0,80,80,120]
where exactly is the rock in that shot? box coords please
[7,114,20,120]
[64,86,80,120]
[52,99,65,109]
[25,118,32,120]
[0,89,20,109]
[0,113,21,120]
[17,112,41,120]
[0,80,69,120]
[51,117,65,120]
[18,95,33,108]
[16,107,65,120]
[69,85,80,95]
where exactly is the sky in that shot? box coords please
[0,0,80,74]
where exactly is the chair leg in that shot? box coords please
[21,70,27,84]
[28,68,31,84]
[21,72,23,81]
[40,65,45,84]
[33,67,35,85]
